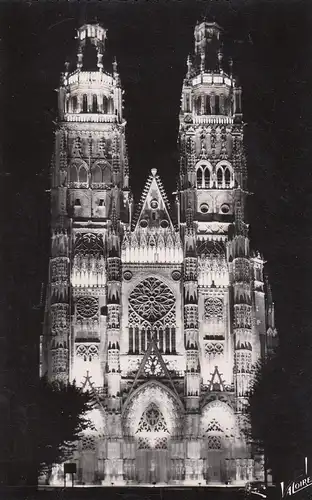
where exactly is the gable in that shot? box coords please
[132,168,174,231]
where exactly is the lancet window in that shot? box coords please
[92,94,98,113]
[214,162,234,189]
[196,163,212,189]
[82,94,88,113]
[91,162,112,187]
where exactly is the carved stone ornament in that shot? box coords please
[204,297,224,320]
[123,270,133,281]
[129,277,175,323]
[76,296,98,318]
[171,270,181,281]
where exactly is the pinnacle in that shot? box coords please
[151,168,157,176]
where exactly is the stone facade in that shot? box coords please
[41,21,278,486]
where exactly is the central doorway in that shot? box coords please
[136,448,169,484]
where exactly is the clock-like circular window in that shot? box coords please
[220,204,230,214]
[140,219,148,228]
[150,199,159,209]
[76,296,98,318]
[123,270,133,281]
[200,203,209,214]
[160,219,169,229]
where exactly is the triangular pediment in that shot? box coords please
[128,335,179,399]
[208,366,225,392]
[132,168,174,231]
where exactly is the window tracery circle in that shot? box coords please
[200,203,209,213]
[220,204,230,214]
[129,277,175,323]
[150,199,159,209]
[123,270,133,281]
[204,297,223,320]
[171,270,181,281]
[76,296,98,318]
[144,355,162,376]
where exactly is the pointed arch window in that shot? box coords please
[224,168,231,188]
[82,94,88,113]
[102,164,111,184]
[134,327,139,354]
[171,328,176,354]
[165,327,170,354]
[129,327,133,354]
[78,166,88,183]
[92,165,102,183]
[185,94,190,112]
[205,95,211,115]
[68,165,78,183]
[204,168,210,188]
[217,168,223,187]
[215,95,220,115]
[219,94,225,115]
[141,329,146,353]
[72,96,77,113]
[102,96,108,113]
[108,98,114,114]
[197,168,203,188]
[92,94,98,113]
[159,329,164,353]
[195,97,201,115]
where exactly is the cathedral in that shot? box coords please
[41,20,277,486]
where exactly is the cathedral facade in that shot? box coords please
[41,21,277,486]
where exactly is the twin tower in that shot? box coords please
[41,21,277,486]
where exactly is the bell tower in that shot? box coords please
[42,23,129,395]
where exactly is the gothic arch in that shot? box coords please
[122,381,184,438]
[201,400,237,437]
[196,161,212,188]
[91,161,112,185]
[215,160,234,189]
[68,160,88,185]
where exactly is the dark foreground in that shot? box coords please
[0,486,280,500]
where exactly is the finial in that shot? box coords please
[77,49,83,70]
[218,49,223,73]
[200,51,205,72]
[187,55,192,78]
[151,168,157,177]
[97,52,103,71]
[229,57,233,78]
[113,57,118,74]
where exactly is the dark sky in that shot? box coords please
[1,0,312,379]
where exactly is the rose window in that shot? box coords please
[129,277,175,323]
[144,355,163,376]
[76,296,98,318]
[204,297,223,320]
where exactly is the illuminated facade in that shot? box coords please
[41,21,277,486]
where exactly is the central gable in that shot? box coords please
[132,168,174,231]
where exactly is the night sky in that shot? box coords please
[1,0,312,383]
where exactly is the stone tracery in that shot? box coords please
[129,277,175,323]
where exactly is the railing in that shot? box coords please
[64,113,118,123]
[68,71,113,86]
[192,115,233,125]
[192,73,232,87]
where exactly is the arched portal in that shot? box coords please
[201,400,238,484]
[122,382,183,484]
